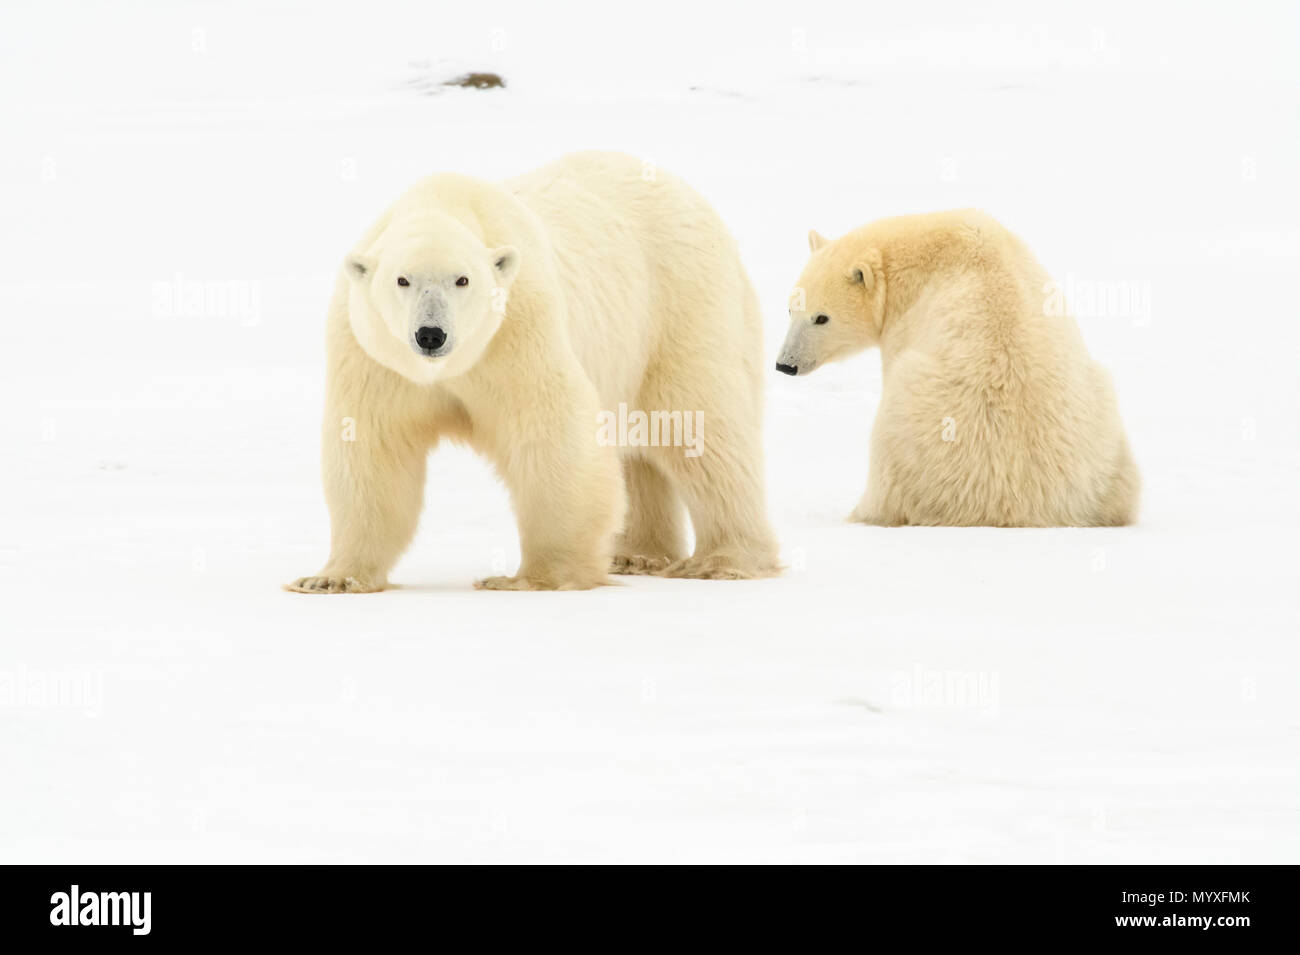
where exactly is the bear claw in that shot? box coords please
[610,554,673,575]
[284,575,382,594]
[658,554,775,580]
[475,573,607,591]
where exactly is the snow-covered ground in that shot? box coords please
[2,1,1297,862]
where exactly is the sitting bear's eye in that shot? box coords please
[814,314,830,325]
[396,276,409,287]
[456,276,469,287]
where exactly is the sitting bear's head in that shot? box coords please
[776,229,883,377]
[344,213,520,384]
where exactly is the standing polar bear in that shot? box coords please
[776,210,1138,527]
[289,151,778,593]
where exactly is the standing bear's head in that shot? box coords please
[344,212,520,384]
[775,229,884,376]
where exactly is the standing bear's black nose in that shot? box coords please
[416,326,447,351]
[775,362,798,375]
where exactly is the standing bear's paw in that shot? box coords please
[474,572,609,592]
[284,574,384,594]
[658,551,780,581]
[610,554,673,575]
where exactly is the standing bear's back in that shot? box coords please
[506,151,763,408]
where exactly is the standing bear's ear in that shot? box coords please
[850,248,884,289]
[344,253,377,282]
[491,246,521,288]
[808,229,829,252]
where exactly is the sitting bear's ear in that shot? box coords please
[850,248,884,289]
[344,253,377,282]
[808,230,828,252]
[491,246,521,287]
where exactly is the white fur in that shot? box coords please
[779,210,1139,527]
[288,151,778,593]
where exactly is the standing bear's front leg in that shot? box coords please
[286,405,431,594]
[467,358,625,592]
[286,305,437,594]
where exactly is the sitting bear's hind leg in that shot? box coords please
[1094,436,1140,526]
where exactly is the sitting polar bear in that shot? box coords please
[289,151,778,593]
[776,210,1139,527]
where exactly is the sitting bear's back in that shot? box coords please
[873,211,1138,526]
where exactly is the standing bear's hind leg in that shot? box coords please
[611,457,688,575]
[657,440,779,580]
[647,281,779,580]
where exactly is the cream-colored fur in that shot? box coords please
[288,151,778,593]
[777,210,1139,527]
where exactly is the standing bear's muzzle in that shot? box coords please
[411,292,453,357]
[415,325,447,353]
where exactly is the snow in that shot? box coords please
[1,0,1297,862]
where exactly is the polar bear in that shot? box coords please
[288,151,778,593]
[776,210,1139,527]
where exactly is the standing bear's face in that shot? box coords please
[345,214,520,384]
[776,230,884,377]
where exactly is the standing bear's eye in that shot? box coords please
[396,276,409,287]
[814,314,830,325]
[456,276,469,287]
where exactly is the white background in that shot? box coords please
[1,0,1296,862]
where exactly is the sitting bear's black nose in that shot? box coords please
[415,326,447,351]
[775,362,798,375]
